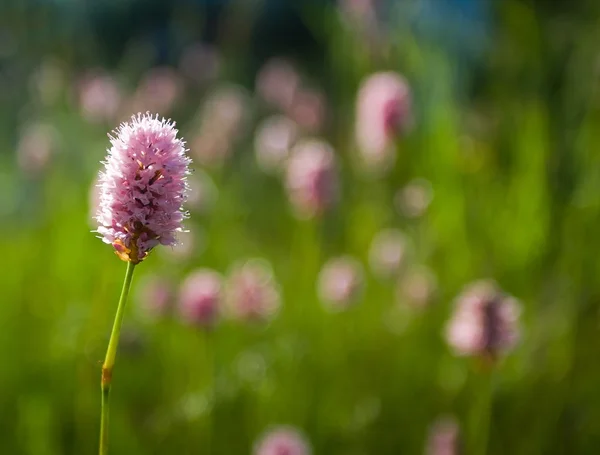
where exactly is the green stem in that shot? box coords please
[203,331,214,453]
[469,369,493,455]
[100,261,136,455]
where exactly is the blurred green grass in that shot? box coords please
[2,1,600,454]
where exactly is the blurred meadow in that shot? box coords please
[2,0,600,453]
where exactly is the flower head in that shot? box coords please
[254,115,298,174]
[254,426,312,455]
[285,139,338,218]
[289,88,327,133]
[256,58,300,112]
[191,84,249,168]
[368,228,409,279]
[78,71,121,124]
[355,72,411,172]
[445,280,521,359]
[425,416,461,455]
[128,67,182,116]
[318,256,364,310]
[178,269,222,327]
[226,259,281,323]
[395,178,433,218]
[339,0,376,23]
[96,112,191,263]
[397,265,437,308]
[17,122,59,176]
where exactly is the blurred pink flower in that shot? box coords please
[395,178,433,218]
[16,122,59,176]
[368,229,409,279]
[202,85,249,136]
[254,115,298,174]
[95,113,191,263]
[191,84,250,167]
[397,266,437,308]
[128,67,182,116]
[78,71,122,124]
[178,43,221,85]
[285,139,338,218]
[338,0,380,37]
[355,72,412,172]
[134,274,173,319]
[178,269,222,327]
[256,58,300,112]
[288,88,327,133]
[254,426,312,455]
[339,0,375,19]
[445,280,521,359]
[426,416,461,455]
[226,259,281,323]
[318,256,364,310]
[338,1,388,61]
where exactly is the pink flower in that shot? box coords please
[226,259,281,323]
[127,67,182,116]
[96,113,191,263]
[191,84,250,167]
[78,71,121,123]
[178,269,222,327]
[254,426,312,455]
[395,178,433,218]
[338,0,383,51]
[339,0,376,20]
[256,58,300,112]
[17,122,59,176]
[318,256,364,310]
[355,72,411,171]
[254,115,298,174]
[288,88,327,133]
[397,266,437,308]
[445,280,521,359]
[425,416,461,455]
[285,139,338,218]
[368,229,409,279]
[201,85,249,137]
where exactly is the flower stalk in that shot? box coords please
[94,112,191,453]
[100,261,136,455]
